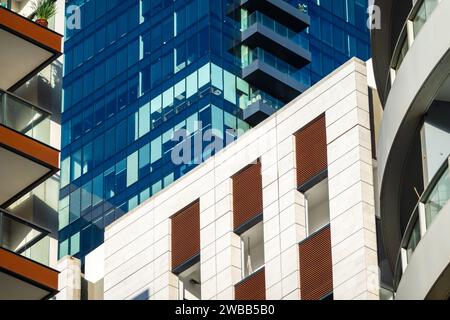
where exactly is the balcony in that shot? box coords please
[239,0,309,32]
[0,6,62,91]
[240,90,284,126]
[394,156,450,299]
[240,11,311,68]
[0,209,58,299]
[0,90,59,207]
[241,48,310,102]
[388,0,440,88]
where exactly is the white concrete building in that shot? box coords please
[372,0,450,300]
[63,58,382,300]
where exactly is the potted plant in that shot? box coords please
[32,0,56,28]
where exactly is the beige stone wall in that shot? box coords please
[101,58,379,300]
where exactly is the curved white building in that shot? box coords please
[372,0,450,299]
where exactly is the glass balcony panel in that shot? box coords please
[0,210,50,266]
[241,11,309,50]
[0,91,51,145]
[425,167,450,227]
[241,47,311,87]
[405,216,420,262]
[413,0,440,37]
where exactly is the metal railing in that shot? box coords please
[393,155,450,290]
[0,89,51,146]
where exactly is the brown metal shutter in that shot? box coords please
[235,268,266,300]
[171,200,200,271]
[232,162,263,230]
[295,115,327,187]
[299,225,333,300]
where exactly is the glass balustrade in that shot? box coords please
[0,90,51,146]
[241,11,309,51]
[413,0,440,37]
[424,167,450,228]
[0,209,51,266]
[241,47,311,87]
[394,156,450,289]
[245,90,284,111]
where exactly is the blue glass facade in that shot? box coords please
[59,0,370,261]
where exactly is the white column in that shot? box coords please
[55,256,81,300]
[326,67,380,300]
[200,178,241,300]
[262,135,306,300]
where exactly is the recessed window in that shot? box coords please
[178,263,201,300]
[240,221,265,278]
[305,179,330,235]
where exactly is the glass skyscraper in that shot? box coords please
[59,0,370,261]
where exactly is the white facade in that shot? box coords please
[79,58,381,300]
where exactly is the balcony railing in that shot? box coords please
[241,11,310,50]
[0,89,51,146]
[389,0,441,87]
[241,89,284,111]
[0,208,51,266]
[241,47,311,87]
[393,155,450,290]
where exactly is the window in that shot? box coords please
[104,166,115,199]
[240,222,264,278]
[151,95,162,128]
[139,144,150,177]
[116,159,127,193]
[61,156,70,188]
[151,59,162,88]
[82,143,93,174]
[305,179,330,235]
[224,71,236,104]
[139,103,150,138]
[128,39,139,68]
[69,188,81,223]
[178,263,201,300]
[117,47,128,75]
[81,181,92,212]
[174,79,186,106]
[92,174,104,206]
[198,63,210,89]
[70,232,80,255]
[211,64,223,90]
[127,151,139,187]
[151,136,162,164]
[116,119,128,152]
[84,35,95,61]
[93,135,104,168]
[105,128,116,159]
[186,71,198,98]
[59,196,69,230]
[71,149,82,181]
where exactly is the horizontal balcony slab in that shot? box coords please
[0,7,63,91]
[0,125,59,207]
[241,23,311,68]
[0,247,58,300]
[241,100,277,126]
[242,60,308,102]
[240,0,309,32]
